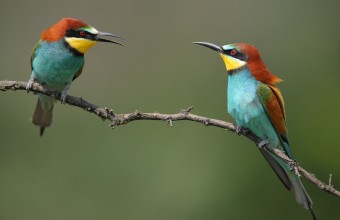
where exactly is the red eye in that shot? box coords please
[230,49,237,56]
[80,31,86,36]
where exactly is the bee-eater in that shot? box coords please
[193,42,316,219]
[27,18,122,136]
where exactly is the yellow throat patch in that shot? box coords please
[65,37,97,54]
[220,53,246,72]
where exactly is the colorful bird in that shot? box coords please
[27,18,122,136]
[193,42,316,219]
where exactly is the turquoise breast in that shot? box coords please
[227,69,280,147]
[32,40,84,90]
[227,69,261,124]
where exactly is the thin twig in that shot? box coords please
[1,80,339,197]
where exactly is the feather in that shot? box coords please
[236,43,282,84]
[41,18,88,42]
[31,98,53,136]
[256,83,314,217]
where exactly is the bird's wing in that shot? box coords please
[256,83,315,215]
[72,64,84,81]
[30,40,42,71]
[256,82,293,159]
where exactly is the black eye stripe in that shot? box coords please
[65,30,96,40]
[224,49,247,61]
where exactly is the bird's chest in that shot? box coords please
[32,41,84,89]
[227,70,263,125]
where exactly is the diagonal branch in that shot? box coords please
[1,80,339,197]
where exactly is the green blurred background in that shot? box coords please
[1,0,340,219]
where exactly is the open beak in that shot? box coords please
[193,42,223,53]
[96,32,124,46]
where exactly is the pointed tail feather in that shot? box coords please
[31,98,53,136]
[290,177,316,219]
[260,148,316,219]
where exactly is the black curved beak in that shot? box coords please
[193,42,223,53]
[96,32,124,46]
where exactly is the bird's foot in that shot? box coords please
[235,126,242,135]
[257,139,269,149]
[60,90,68,104]
[60,82,71,104]
[288,160,298,171]
[289,160,301,177]
[26,79,35,93]
[235,126,249,135]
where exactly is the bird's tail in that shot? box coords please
[260,148,316,220]
[31,95,54,136]
[290,176,316,219]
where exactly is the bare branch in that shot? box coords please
[1,80,339,197]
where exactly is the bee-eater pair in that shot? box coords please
[27,18,315,219]
[27,18,122,135]
[193,42,316,219]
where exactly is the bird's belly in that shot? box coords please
[228,96,262,125]
[227,71,281,148]
[229,99,280,147]
[33,57,83,89]
[227,70,261,125]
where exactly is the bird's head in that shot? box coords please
[41,18,122,54]
[193,42,281,84]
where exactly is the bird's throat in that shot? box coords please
[65,37,96,54]
[220,54,246,73]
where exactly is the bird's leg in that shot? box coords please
[235,125,249,135]
[26,78,36,93]
[288,160,300,176]
[60,81,71,104]
[235,125,242,135]
[257,139,269,149]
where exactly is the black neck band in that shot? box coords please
[228,65,247,75]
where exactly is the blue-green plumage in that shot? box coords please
[228,69,282,150]
[27,18,122,136]
[29,39,84,135]
[193,41,316,219]
[228,67,313,209]
[227,59,315,220]
[31,40,84,90]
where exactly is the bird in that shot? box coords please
[27,18,122,136]
[193,42,316,219]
